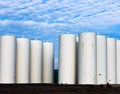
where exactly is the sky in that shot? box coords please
[0,0,120,69]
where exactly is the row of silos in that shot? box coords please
[58,32,120,84]
[0,32,119,84]
[0,36,54,83]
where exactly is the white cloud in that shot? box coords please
[0,20,11,26]
[0,0,120,29]
[1,0,120,69]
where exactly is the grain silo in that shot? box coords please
[43,42,54,83]
[16,38,30,83]
[78,32,97,84]
[58,34,76,84]
[0,36,16,83]
[107,38,116,84]
[97,35,107,84]
[30,40,43,83]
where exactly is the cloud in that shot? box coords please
[0,0,120,29]
[1,0,120,69]
[1,0,120,36]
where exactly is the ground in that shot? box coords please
[0,84,120,94]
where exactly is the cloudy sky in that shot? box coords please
[0,0,120,69]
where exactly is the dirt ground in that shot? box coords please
[0,84,120,94]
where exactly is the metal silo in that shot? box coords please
[78,32,97,84]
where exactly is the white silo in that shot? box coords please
[30,40,43,83]
[43,42,54,83]
[116,40,120,84]
[97,35,107,84]
[107,37,116,84]
[0,36,16,83]
[16,38,30,83]
[78,32,96,84]
[58,34,76,84]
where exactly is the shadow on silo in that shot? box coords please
[54,69,58,84]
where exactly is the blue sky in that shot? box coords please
[0,0,120,69]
